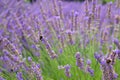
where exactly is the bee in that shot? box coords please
[106,58,112,64]
[10,68,18,73]
[29,0,36,4]
[39,35,43,41]
[10,69,14,72]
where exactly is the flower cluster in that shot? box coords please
[94,50,118,80]
[75,52,84,70]
[0,0,120,80]
[58,64,71,78]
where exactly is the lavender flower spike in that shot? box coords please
[58,64,71,78]
[16,72,24,80]
[114,38,120,49]
[86,59,94,76]
[64,64,71,78]
[94,51,118,80]
[0,76,5,80]
[75,52,84,70]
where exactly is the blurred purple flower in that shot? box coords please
[16,72,23,80]
[64,64,71,78]
[0,76,5,80]
[75,52,84,70]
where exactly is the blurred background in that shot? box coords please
[26,0,115,4]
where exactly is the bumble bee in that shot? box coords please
[10,68,18,73]
[29,0,36,3]
[10,69,14,72]
[106,58,112,64]
[39,35,43,41]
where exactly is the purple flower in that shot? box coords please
[49,50,57,59]
[86,66,94,76]
[75,52,81,59]
[3,49,20,63]
[94,52,103,63]
[21,34,30,50]
[75,52,84,70]
[108,45,113,52]
[28,57,32,62]
[100,58,106,66]
[0,76,5,80]
[114,38,120,49]
[95,50,118,80]
[64,64,71,78]
[114,38,119,45]
[3,49,9,55]
[86,59,91,65]
[115,49,120,59]
[113,73,118,79]
[16,72,23,80]
[30,62,43,80]
[31,44,39,51]
[86,59,94,76]
[59,48,63,54]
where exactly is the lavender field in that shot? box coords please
[0,0,120,80]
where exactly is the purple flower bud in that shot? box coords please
[59,48,63,54]
[64,64,71,78]
[100,58,106,65]
[31,44,39,51]
[115,49,120,59]
[86,59,91,65]
[114,38,120,49]
[36,64,40,68]
[75,52,81,59]
[86,66,94,76]
[94,52,99,59]
[28,57,32,62]
[108,1,113,5]
[0,76,5,80]
[108,45,112,52]
[34,52,40,57]
[64,64,71,72]
[75,52,84,69]
[3,49,9,55]
[113,73,118,79]
[49,50,57,59]
[114,38,119,44]
[16,72,23,80]
[115,15,120,24]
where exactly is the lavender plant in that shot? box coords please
[0,0,120,80]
